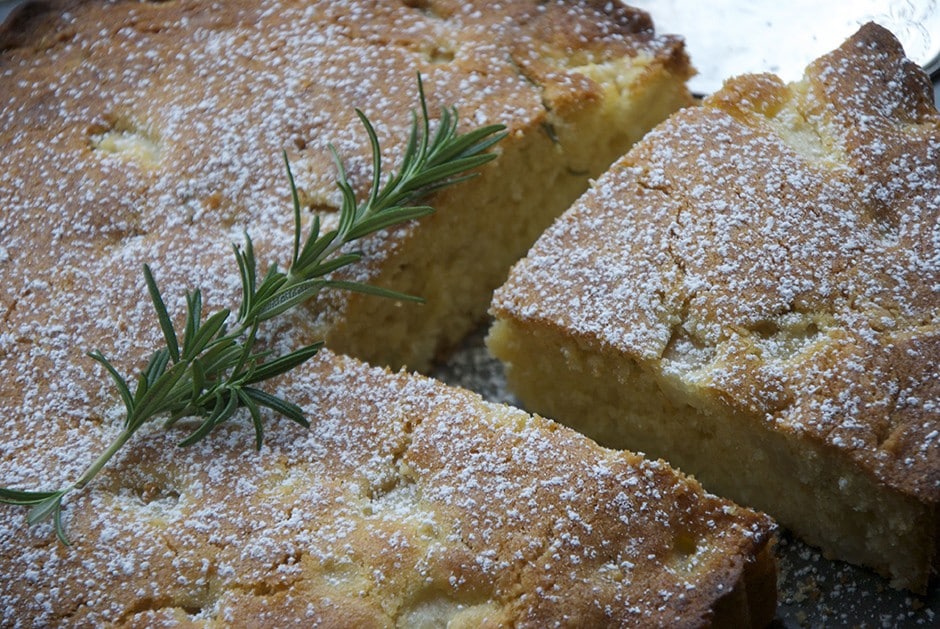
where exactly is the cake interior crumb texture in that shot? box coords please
[490,23,939,593]
[302,1,692,372]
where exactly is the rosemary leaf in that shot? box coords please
[144,264,180,363]
[87,351,134,416]
[245,343,324,384]
[323,279,425,303]
[0,488,64,505]
[242,387,308,428]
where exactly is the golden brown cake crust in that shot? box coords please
[491,23,940,504]
[0,0,689,495]
[0,349,775,626]
[0,1,775,625]
[0,0,690,371]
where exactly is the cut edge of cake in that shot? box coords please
[299,2,695,371]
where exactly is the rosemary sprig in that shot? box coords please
[0,77,506,544]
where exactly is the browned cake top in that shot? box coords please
[0,0,687,323]
[0,349,773,626]
[0,1,771,625]
[493,23,940,502]
[0,0,688,361]
[0,0,684,518]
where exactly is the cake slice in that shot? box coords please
[0,348,776,626]
[489,23,939,592]
[0,0,691,372]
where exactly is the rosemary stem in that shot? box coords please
[72,428,135,492]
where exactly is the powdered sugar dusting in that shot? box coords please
[493,23,939,501]
[0,348,774,625]
[0,0,669,483]
[0,0,770,625]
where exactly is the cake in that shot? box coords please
[489,23,939,592]
[0,1,784,625]
[0,0,691,373]
[0,348,776,626]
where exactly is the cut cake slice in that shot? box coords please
[489,23,939,592]
[0,349,777,627]
[0,0,691,372]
